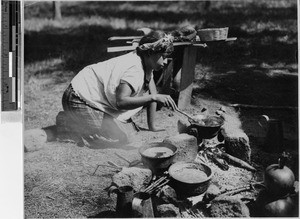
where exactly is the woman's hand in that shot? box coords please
[152,94,177,110]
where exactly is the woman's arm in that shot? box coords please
[116,81,177,110]
[147,77,163,131]
[116,82,153,110]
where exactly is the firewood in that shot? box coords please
[219,151,256,172]
[206,151,229,171]
[144,176,167,193]
[219,185,251,197]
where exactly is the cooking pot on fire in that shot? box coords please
[168,161,213,198]
[189,115,224,139]
[139,142,178,174]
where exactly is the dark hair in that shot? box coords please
[136,30,174,57]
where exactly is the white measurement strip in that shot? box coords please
[9,52,12,77]
[11,77,15,102]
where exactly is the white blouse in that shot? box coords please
[71,51,149,122]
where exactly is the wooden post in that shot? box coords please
[161,59,173,94]
[52,1,62,20]
[178,46,197,109]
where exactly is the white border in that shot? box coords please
[0,1,24,218]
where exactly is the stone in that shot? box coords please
[24,129,48,152]
[156,204,180,217]
[163,133,198,162]
[203,184,221,202]
[112,167,152,192]
[223,132,251,162]
[210,196,250,217]
[158,185,178,204]
[177,119,190,134]
[220,113,251,162]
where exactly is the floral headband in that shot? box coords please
[138,34,174,52]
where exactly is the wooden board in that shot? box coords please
[107,46,136,53]
[107,42,207,53]
[108,36,142,41]
[178,46,198,109]
[161,59,174,95]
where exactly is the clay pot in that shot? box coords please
[189,116,224,139]
[139,142,177,174]
[255,190,296,217]
[168,161,213,198]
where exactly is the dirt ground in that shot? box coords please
[24,78,298,218]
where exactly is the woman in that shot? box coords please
[56,30,177,146]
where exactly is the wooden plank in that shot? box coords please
[163,59,174,85]
[178,83,193,109]
[161,59,174,95]
[225,37,237,41]
[192,43,208,47]
[107,42,207,53]
[108,36,142,41]
[107,45,136,53]
[178,46,197,109]
[179,46,197,90]
[174,42,191,46]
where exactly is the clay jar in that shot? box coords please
[109,185,134,217]
[264,153,295,197]
[255,190,296,217]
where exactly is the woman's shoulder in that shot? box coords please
[113,51,142,70]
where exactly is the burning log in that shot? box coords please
[217,150,256,172]
[219,185,252,197]
[210,182,265,202]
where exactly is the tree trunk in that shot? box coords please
[204,1,211,10]
[53,1,62,20]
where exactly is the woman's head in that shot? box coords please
[136,30,174,71]
[136,30,174,57]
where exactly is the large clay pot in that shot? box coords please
[139,142,177,174]
[255,190,296,217]
[168,161,213,198]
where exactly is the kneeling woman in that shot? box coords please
[57,30,177,145]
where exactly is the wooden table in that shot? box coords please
[107,37,236,109]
